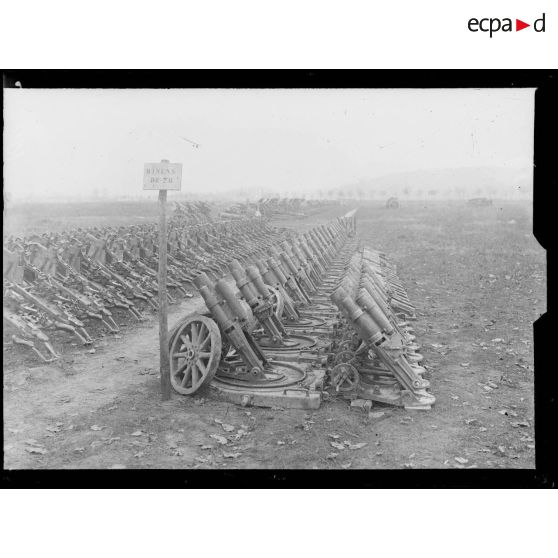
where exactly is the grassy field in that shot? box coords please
[3,200,544,470]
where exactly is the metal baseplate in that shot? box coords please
[208,368,325,410]
[356,381,434,410]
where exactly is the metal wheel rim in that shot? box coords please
[169,314,221,395]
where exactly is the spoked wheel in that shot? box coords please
[169,314,222,395]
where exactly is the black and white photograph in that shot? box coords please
[3,81,549,477]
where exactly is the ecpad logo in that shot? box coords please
[468,13,546,37]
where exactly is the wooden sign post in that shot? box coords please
[143,159,183,400]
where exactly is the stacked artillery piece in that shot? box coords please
[219,198,335,221]
[171,201,213,225]
[257,198,306,218]
[218,201,258,221]
[167,211,363,409]
[3,216,278,363]
[5,200,436,412]
[328,235,436,409]
[3,239,95,362]
[166,202,437,411]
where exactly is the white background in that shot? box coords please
[1,1,554,554]
[1,490,555,557]
[0,0,555,68]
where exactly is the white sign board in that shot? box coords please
[143,162,182,191]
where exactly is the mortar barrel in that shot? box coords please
[214,278,249,323]
[279,251,298,277]
[229,262,259,304]
[361,277,392,318]
[338,294,384,345]
[245,265,270,299]
[193,272,214,292]
[355,289,394,335]
[267,258,287,286]
[198,285,231,329]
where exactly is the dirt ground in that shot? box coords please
[3,200,544,470]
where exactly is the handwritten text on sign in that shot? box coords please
[143,162,183,191]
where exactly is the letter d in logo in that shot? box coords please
[534,13,546,32]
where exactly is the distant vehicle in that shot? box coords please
[386,197,400,209]
[467,198,493,207]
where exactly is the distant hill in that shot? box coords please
[188,166,533,202]
[337,167,532,200]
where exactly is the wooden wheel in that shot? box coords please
[169,314,222,395]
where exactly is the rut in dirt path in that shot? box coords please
[3,296,204,467]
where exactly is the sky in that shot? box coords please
[3,88,535,201]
